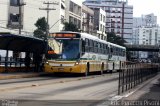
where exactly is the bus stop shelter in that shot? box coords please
[0,33,47,72]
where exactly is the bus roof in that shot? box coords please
[107,42,126,49]
[51,31,125,49]
[81,33,99,41]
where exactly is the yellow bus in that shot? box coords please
[44,32,126,76]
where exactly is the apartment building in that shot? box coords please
[84,0,133,43]
[82,4,94,34]
[0,0,65,35]
[92,8,107,40]
[133,13,157,28]
[65,0,82,30]
[133,27,160,58]
[132,13,159,59]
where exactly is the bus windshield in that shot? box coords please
[48,39,80,60]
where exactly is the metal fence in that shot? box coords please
[0,56,35,72]
[118,61,159,95]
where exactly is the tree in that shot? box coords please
[34,17,47,39]
[107,32,126,46]
[63,22,79,32]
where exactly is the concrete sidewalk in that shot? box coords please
[121,73,160,102]
[0,72,46,80]
[114,73,160,106]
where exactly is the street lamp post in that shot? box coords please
[49,18,66,31]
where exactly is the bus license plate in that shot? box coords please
[58,68,64,71]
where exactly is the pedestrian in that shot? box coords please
[33,53,42,72]
[25,53,31,72]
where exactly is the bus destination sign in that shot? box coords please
[50,33,77,38]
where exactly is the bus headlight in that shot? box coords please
[75,62,79,65]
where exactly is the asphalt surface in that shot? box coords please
[0,73,119,106]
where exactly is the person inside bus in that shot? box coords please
[62,41,79,59]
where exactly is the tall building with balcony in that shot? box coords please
[133,13,158,44]
[133,13,158,28]
[0,0,66,35]
[136,27,160,58]
[82,4,107,40]
[132,13,159,59]
[82,4,94,34]
[83,0,133,43]
[92,7,107,40]
[65,0,82,30]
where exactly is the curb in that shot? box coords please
[0,73,46,80]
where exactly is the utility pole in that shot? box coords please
[18,0,26,35]
[39,1,58,40]
[121,1,125,41]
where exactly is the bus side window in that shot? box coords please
[82,40,86,54]
[90,40,94,52]
[105,44,108,54]
[93,41,95,53]
[85,39,89,52]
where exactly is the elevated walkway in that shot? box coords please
[125,44,159,52]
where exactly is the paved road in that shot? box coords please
[0,73,119,106]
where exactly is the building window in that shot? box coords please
[111,29,114,32]
[69,16,73,23]
[61,3,65,9]
[100,24,102,31]
[69,1,81,16]
[103,16,105,22]
[10,13,19,22]
[61,15,64,24]
[143,41,145,45]
[69,1,74,12]
[101,14,103,21]
[103,25,105,32]
[7,13,20,29]
[77,20,81,29]
[10,0,19,6]
[78,6,81,16]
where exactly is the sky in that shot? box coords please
[128,0,160,24]
[82,0,160,24]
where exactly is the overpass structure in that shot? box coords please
[125,44,160,52]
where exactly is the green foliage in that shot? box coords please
[34,17,47,39]
[33,29,45,39]
[107,32,126,46]
[63,22,79,32]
